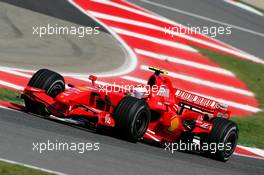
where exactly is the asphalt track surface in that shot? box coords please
[129,0,264,59]
[0,0,125,73]
[0,0,264,175]
[0,107,264,175]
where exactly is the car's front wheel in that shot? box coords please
[24,69,65,116]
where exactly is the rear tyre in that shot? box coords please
[24,69,65,116]
[114,96,151,142]
[205,118,238,162]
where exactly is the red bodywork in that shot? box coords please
[23,73,231,143]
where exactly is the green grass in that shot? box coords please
[0,161,55,175]
[198,48,264,148]
[238,0,264,14]
[0,88,23,104]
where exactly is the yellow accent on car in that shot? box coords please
[168,117,179,132]
[148,67,168,75]
[78,87,89,91]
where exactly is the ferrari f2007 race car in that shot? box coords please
[22,67,238,162]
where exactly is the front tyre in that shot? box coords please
[24,69,65,116]
[114,96,151,142]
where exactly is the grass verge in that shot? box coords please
[0,88,23,104]
[0,160,55,175]
[198,48,264,148]
[238,0,264,14]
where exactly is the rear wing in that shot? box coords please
[175,89,230,117]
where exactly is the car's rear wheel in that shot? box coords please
[24,69,65,116]
[114,96,151,142]
[205,118,238,162]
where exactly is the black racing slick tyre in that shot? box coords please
[114,96,151,142]
[24,69,65,116]
[207,118,238,162]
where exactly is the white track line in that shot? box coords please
[0,68,32,81]
[0,66,35,73]
[0,105,20,112]
[67,0,137,77]
[121,75,260,113]
[88,4,264,64]
[111,27,197,52]
[0,158,68,175]
[0,80,24,90]
[141,65,254,97]
[91,0,177,25]
[0,66,101,78]
[238,145,264,157]
[134,48,235,76]
[0,68,32,78]
[89,11,257,64]
[139,0,264,38]
[137,0,264,64]
[89,10,227,45]
[224,0,263,16]
[234,152,264,160]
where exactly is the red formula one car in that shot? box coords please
[22,67,238,161]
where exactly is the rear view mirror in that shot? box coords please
[89,75,97,86]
